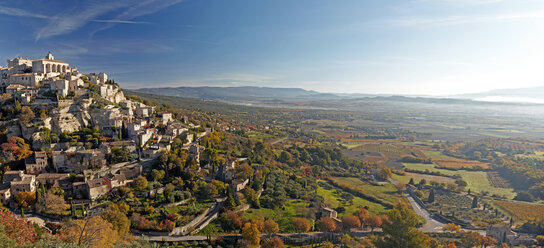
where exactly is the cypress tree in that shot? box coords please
[428,189,435,203]
[471,196,478,208]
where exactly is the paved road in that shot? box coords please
[405,192,445,233]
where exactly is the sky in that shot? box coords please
[1,0,544,95]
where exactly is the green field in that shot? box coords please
[403,163,516,199]
[241,199,307,233]
[421,150,454,159]
[317,180,386,216]
[330,177,405,206]
[392,172,455,185]
[338,141,363,149]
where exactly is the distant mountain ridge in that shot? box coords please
[132,85,544,105]
[132,86,337,100]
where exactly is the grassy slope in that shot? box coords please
[317,180,386,216]
[330,177,405,206]
[403,163,516,199]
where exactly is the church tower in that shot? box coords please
[45,51,54,60]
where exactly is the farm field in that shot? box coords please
[433,158,489,170]
[330,177,405,206]
[403,163,516,199]
[317,180,386,216]
[492,200,544,222]
[352,143,426,159]
[422,150,454,159]
[392,172,455,185]
[241,199,308,233]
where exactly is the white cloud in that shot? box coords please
[0,5,49,19]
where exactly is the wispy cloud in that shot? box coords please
[0,5,49,19]
[90,0,184,36]
[92,19,150,24]
[0,0,184,41]
[35,0,131,41]
[389,10,544,27]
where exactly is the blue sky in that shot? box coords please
[1,0,544,95]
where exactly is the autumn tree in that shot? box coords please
[292,218,311,233]
[101,205,131,237]
[261,236,285,248]
[36,190,69,215]
[63,216,118,248]
[354,208,369,227]
[444,223,461,233]
[342,214,361,229]
[242,222,261,246]
[316,217,336,232]
[15,191,36,217]
[132,175,148,191]
[0,208,37,244]
[374,202,430,248]
[18,106,35,127]
[263,219,279,238]
[377,167,392,181]
[219,210,242,231]
[365,215,382,232]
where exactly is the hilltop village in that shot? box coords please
[0,53,217,206]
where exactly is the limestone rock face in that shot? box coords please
[51,104,90,133]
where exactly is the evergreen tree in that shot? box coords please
[428,189,435,203]
[471,196,478,208]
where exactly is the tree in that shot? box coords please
[408,178,415,185]
[15,191,36,217]
[236,163,254,180]
[0,208,37,244]
[354,208,369,226]
[536,235,544,246]
[316,217,336,232]
[365,215,382,232]
[242,222,260,246]
[63,216,118,247]
[428,189,435,203]
[292,218,311,233]
[132,175,148,191]
[219,210,242,231]
[342,214,361,229]
[377,167,392,181]
[0,225,17,248]
[373,202,430,248]
[261,236,284,248]
[461,231,483,248]
[36,190,69,215]
[444,223,461,233]
[101,206,130,237]
[18,106,35,127]
[109,146,131,164]
[471,196,478,208]
[263,219,279,237]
